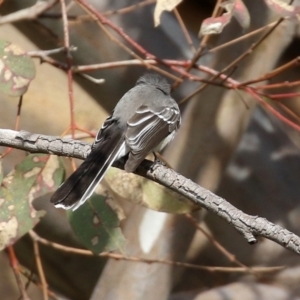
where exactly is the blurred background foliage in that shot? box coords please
[1,0,300,299]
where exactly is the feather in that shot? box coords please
[50,117,125,210]
[125,105,180,172]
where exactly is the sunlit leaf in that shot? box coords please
[0,40,36,97]
[154,0,182,26]
[264,0,300,18]
[68,190,126,254]
[199,0,250,37]
[0,154,64,250]
[104,168,198,214]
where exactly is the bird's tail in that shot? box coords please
[50,129,125,210]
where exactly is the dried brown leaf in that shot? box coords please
[154,0,182,26]
[199,0,250,37]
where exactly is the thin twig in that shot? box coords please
[80,73,105,84]
[173,8,196,53]
[31,55,68,70]
[208,20,280,54]
[40,0,156,20]
[20,267,58,300]
[238,57,300,87]
[216,18,285,77]
[74,59,239,89]
[0,0,58,25]
[180,16,286,104]
[0,95,23,158]
[7,246,30,300]
[255,80,300,90]
[245,87,300,132]
[186,214,256,275]
[15,96,23,131]
[264,92,300,99]
[28,46,77,57]
[104,0,156,16]
[29,231,284,274]
[29,51,239,88]
[275,101,300,124]
[30,232,48,300]
[60,0,76,138]
[74,0,183,82]
[173,0,223,89]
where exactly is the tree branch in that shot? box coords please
[0,0,58,25]
[1,128,300,255]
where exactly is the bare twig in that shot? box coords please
[239,57,300,87]
[0,95,23,159]
[180,16,286,104]
[172,0,223,89]
[29,232,48,300]
[275,101,300,124]
[0,0,58,25]
[28,46,77,57]
[255,80,300,90]
[264,92,300,99]
[104,0,156,16]
[60,0,76,138]
[80,73,105,84]
[186,214,255,275]
[15,96,23,131]
[208,20,282,55]
[31,55,68,70]
[1,129,300,255]
[74,0,183,82]
[219,18,285,76]
[74,59,239,89]
[7,246,30,300]
[246,87,300,132]
[40,0,155,20]
[20,267,58,300]
[29,231,284,274]
[173,8,196,53]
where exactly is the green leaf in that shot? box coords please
[105,168,198,214]
[0,40,36,97]
[68,192,126,254]
[0,154,64,250]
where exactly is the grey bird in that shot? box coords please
[50,73,181,210]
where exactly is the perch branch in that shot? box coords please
[1,129,300,255]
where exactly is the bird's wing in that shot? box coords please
[125,105,180,172]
